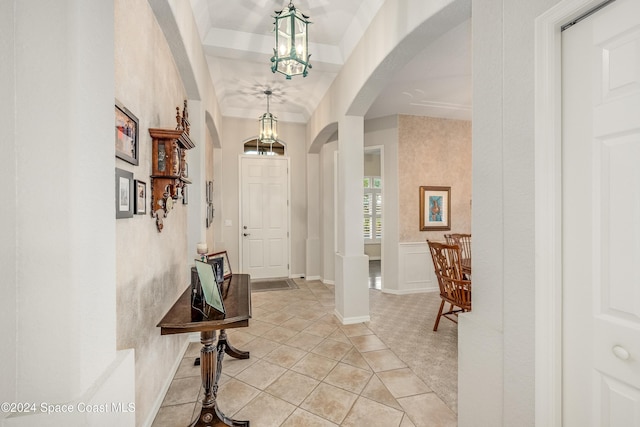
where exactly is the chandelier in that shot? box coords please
[258,90,278,145]
[270,1,311,79]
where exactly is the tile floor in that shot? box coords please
[368,260,381,290]
[152,279,457,427]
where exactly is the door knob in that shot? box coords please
[612,345,630,360]
[243,233,250,236]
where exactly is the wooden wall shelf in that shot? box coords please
[149,101,195,232]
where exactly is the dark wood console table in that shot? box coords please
[158,273,252,427]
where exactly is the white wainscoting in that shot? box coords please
[391,242,438,294]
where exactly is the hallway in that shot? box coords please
[152,279,458,426]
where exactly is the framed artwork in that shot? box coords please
[182,185,188,205]
[206,250,232,279]
[205,180,214,228]
[134,180,146,215]
[115,100,139,165]
[206,180,213,203]
[116,168,134,219]
[419,186,451,231]
[207,204,215,227]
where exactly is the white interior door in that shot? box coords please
[562,0,640,425]
[241,156,290,279]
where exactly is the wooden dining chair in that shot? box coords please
[427,240,472,331]
[444,233,471,261]
[444,233,471,277]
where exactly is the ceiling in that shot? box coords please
[189,0,471,124]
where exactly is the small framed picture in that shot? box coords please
[419,186,451,231]
[206,250,232,279]
[115,100,139,165]
[182,185,188,205]
[134,180,146,215]
[207,203,215,227]
[116,168,134,219]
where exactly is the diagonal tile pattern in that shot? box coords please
[152,279,457,427]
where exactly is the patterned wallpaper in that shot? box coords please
[398,115,472,242]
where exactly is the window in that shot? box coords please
[243,139,285,156]
[364,176,382,241]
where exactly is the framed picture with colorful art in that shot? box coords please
[419,186,451,231]
[115,100,139,165]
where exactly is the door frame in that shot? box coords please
[238,154,291,277]
[534,1,611,425]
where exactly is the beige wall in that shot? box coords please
[115,0,190,424]
[398,115,472,243]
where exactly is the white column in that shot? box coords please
[335,116,369,324]
[0,0,17,407]
[458,0,505,425]
[4,1,134,425]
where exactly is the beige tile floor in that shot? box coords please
[152,279,457,427]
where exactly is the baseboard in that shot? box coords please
[141,338,191,427]
[305,275,321,280]
[321,278,335,285]
[334,309,371,325]
[289,273,305,279]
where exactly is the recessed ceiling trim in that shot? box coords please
[202,27,344,68]
[224,106,307,124]
[203,28,272,56]
[409,101,471,110]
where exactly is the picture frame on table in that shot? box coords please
[194,260,226,315]
[115,100,139,165]
[134,180,146,215]
[206,250,232,279]
[116,168,134,219]
[419,186,451,231]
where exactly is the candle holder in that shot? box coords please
[196,242,208,261]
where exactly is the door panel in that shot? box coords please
[241,157,289,279]
[562,0,640,425]
[599,375,640,425]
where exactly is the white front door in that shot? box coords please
[562,0,640,425]
[240,156,290,279]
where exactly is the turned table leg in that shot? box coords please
[190,330,250,427]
